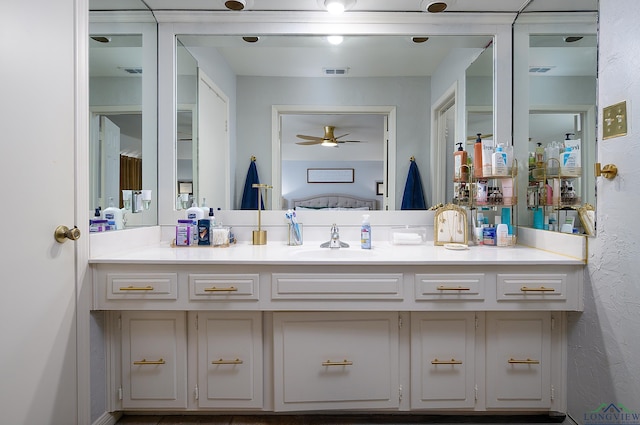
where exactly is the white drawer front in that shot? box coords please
[497,274,566,301]
[189,274,259,301]
[415,273,485,301]
[107,273,177,300]
[271,273,403,300]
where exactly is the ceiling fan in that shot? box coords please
[296,125,363,147]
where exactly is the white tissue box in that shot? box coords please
[389,226,427,245]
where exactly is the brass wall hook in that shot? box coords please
[595,163,618,180]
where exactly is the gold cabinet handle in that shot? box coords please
[119,285,154,291]
[204,286,238,292]
[437,285,471,291]
[431,358,463,365]
[211,358,244,365]
[322,359,353,366]
[508,358,540,364]
[520,286,555,292]
[133,358,165,365]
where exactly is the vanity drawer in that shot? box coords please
[188,273,259,301]
[107,273,178,300]
[415,273,485,301]
[271,273,403,300]
[496,273,566,301]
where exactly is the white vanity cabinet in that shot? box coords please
[272,311,400,411]
[192,311,263,409]
[410,312,478,410]
[91,245,583,416]
[119,311,188,409]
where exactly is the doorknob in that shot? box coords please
[54,225,81,243]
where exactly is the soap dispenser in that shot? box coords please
[473,133,483,178]
[103,197,124,230]
[453,142,468,182]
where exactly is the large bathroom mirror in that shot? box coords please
[174,33,495,212]
[89,4,158,227]
[513,11,598,234]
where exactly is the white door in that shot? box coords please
[197,69,229,210]
[101,116,121,208]
[0,0,85,423]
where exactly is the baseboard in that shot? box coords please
[91,411,122,425]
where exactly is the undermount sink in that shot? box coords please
[288,246,380,259]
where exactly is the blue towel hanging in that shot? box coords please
[401,158,427,210]
[240,159,265,210]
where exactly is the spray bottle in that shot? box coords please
[360,214,371,249]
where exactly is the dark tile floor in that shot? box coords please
[115,413,570,425]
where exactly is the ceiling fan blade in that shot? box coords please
[296,134,324,141]
[334,133,350,139]
[336,140,364,143]
[295,140,323,145]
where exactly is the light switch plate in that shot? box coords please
[603,101,628,140]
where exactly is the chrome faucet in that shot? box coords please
[320,223,349,249]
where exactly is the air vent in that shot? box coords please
[529,66,554,73]
[121,67,142,75]
[323,67,349,76]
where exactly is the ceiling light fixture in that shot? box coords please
[426,1,447,13]
[322,0,356,14]
[564,36,584,43]
[224,0,246,11]
[327,35,344,45]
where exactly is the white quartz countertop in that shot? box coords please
[89,240,584,266]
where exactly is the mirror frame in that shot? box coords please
[512,12,598,231]
[156,12,513,224]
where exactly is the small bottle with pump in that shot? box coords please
[453,142,469,182]
[473,133,483,178]
[491,144,508,176]
[360,214,371,249]
[103,197,124,230]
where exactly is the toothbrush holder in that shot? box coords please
[288,223,303,246]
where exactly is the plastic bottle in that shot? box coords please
[103,197,124,230]
[561,146,578,175]
[453,142,468,182]
[491,144,508,176]
[496,223,509,247]
[360,214,371,249]
[186,202,204,245]
[473,133,483,178]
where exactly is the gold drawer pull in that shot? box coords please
[437,285,471,291]
[508,358,540,364]
[520,286,555,292]
[133,358,165,365]
[211,358,243,365]
[322,359,353,366]
[204,286,238,292]
[119,285,154,291]
[431,358,463,365]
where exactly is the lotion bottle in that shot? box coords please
[186,202,204,245]
[360,214,371,249]
[453,142,468,182]
[473,133,483,178]
[496,222,509,247]
[103,197,124,230]
[491,144,508,176]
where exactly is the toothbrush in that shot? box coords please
[292,210,302,244]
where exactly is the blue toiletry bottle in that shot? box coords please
[361,214,371,249]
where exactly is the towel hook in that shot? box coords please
[250,155,256,162]
[410,156,415,162]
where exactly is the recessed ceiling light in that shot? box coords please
[242,36,260,43]
[90,36,111,43]
[412,37,429,44]
[426,1,448,13]
[321,0,356,14]
[224,0,246,11]
[564,36,584,43]
[327,35,344,45]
